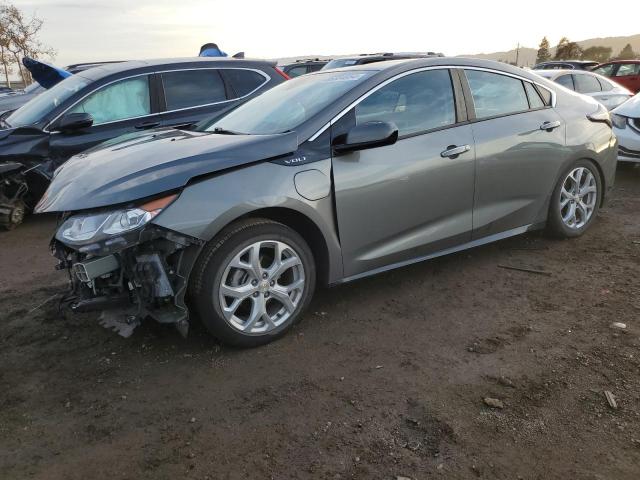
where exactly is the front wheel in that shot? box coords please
[189,219,316,347]
[546,160,601,238]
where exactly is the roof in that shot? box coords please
[322,56,539,78]
[74,57,275,81]
[596,59,640,65]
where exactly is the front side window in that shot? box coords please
[555,74,575,90]
[224,69,267,97]
[616,63,640,77]
[355,69,455,136]
[69,76,150,125]
[208,70,375,135]
[574,74,602,94]
[592,64,616,76]
[6,75,90,128]
[162,70,226,110]
[465,70,529,119]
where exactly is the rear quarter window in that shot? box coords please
[574,74,601,94]
[223,69,268,97]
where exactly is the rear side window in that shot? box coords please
[284,66,307,78]
[555,74,575,90]
[161,70,227,110]
[465,70,529,119]
[616,64,640,77]
[224,69,268,97]
[524,82,545,109]
[355,69,456,136]
[598,78,613,92]
[574,74,601,93]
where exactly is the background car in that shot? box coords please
[280,58,329,77]
[534,69,632,110]
[0,60,124,116]
[38,58,617,347]
[533,60,599,70]
[611,92,640,162]
[592,60,640,93]
[321,52,443,70]
[0,57,286,229]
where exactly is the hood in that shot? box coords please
[23,57,72,89]
[0,126,49,162]
[36,127,299,213]
[612,92,640,117]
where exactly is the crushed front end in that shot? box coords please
[51,194,203,337]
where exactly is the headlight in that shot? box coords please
[57,194,177,246]
[611,113,627,130]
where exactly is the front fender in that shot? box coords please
[153,159,344,283]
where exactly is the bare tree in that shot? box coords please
[0,2,54,86]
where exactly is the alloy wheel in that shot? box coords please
[560,167,598,229]
[218,240,305,334]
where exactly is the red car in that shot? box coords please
[592,60,640,93]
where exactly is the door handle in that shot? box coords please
[539,120,561,131]
[440,144,471,159]
[135,121,160,130]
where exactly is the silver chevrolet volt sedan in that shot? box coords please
[37,58,618,347]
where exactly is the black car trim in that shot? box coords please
[45,67,271,132]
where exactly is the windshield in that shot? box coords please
[322,58,360,70]
[6,75,89,128]
[207,70,374,135]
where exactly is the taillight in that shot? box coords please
[274,67,290,80]
[587,103,612,128]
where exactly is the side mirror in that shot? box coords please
[54,112,93,133]
[333,121,398,153]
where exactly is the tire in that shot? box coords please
[189,218,316,348]
[546,159,602,238]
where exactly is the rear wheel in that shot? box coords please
[190,219,315,347]
[547,160,601,238]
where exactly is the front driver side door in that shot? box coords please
[332,68,476,278]
[48,74,160,163]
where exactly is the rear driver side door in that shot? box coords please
[332,68,476,278]
[462,69,568,239]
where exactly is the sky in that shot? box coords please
[12,0,640,67]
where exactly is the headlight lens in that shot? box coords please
[57,194,177,246]
[611,113,627,130]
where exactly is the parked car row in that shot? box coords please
[29,57,617,346]
[534,59,640,94]
[534,69,633,110]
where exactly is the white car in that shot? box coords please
[611,92,640,163]
[535,69,632,110]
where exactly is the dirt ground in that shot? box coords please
[1,166,639,480]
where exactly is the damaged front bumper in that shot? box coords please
[53,225,203,337]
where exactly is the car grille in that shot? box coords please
[632,117,640,132]
[619,146,640,160]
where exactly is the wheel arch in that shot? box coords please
[198,206,334,287]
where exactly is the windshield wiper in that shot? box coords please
[212,127,242,135]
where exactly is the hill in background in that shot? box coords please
[464,34,640,66]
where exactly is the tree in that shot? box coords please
[581,46,612,63]
[0,2,54,87]
[536,37,551,64]
[554,37,583,60]
[617,43,637,60]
